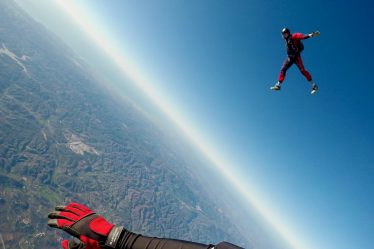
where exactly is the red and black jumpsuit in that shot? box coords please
[278,33,312,83]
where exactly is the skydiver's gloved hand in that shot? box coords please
[48,202,124,249]
[310,31,320,38]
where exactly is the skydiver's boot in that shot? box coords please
[310,82,318,95]
[270,81,281,91]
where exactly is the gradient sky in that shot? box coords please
[15,1,374,249]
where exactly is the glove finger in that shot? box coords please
[53,204,84,217]
[48,203,95,229]
[48,210,79,221]
[68,202,92,212]
[59,210,84,221]
[48,206,92,228]
[65,202,94,217]
[53,203,91,217]
[48,211,73,220]
[48,211,75,228]
[48,218,75,228]
[56,205,66,211]
[50,205,82,221]
[48,210,85,222]
[47,218,59,228]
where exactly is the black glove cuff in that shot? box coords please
[103,226,125,249]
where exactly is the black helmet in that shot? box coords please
[281,28,290,34]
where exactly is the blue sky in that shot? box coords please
[16,0,374,249]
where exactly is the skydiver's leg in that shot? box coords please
[296,56,318,94]
[278,56,294,83]
[295,56,312,81]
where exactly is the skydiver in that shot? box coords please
[48,202,244,249]
[270,28,320,94]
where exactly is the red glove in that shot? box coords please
[48,202,124,249]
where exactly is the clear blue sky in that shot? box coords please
[17,0,374,249]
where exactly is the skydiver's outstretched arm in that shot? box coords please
[48,202,244,249]
[292,31,320,40]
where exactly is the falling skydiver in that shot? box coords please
[270,28,320,94]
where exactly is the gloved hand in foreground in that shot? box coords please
[48,202,124,249]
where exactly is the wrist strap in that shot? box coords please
[104,226,124,248]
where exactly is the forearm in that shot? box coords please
[116,229,212,249]
[303,34,311,39]
[292,33,310,40]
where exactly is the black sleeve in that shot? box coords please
[112,228,244,249]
